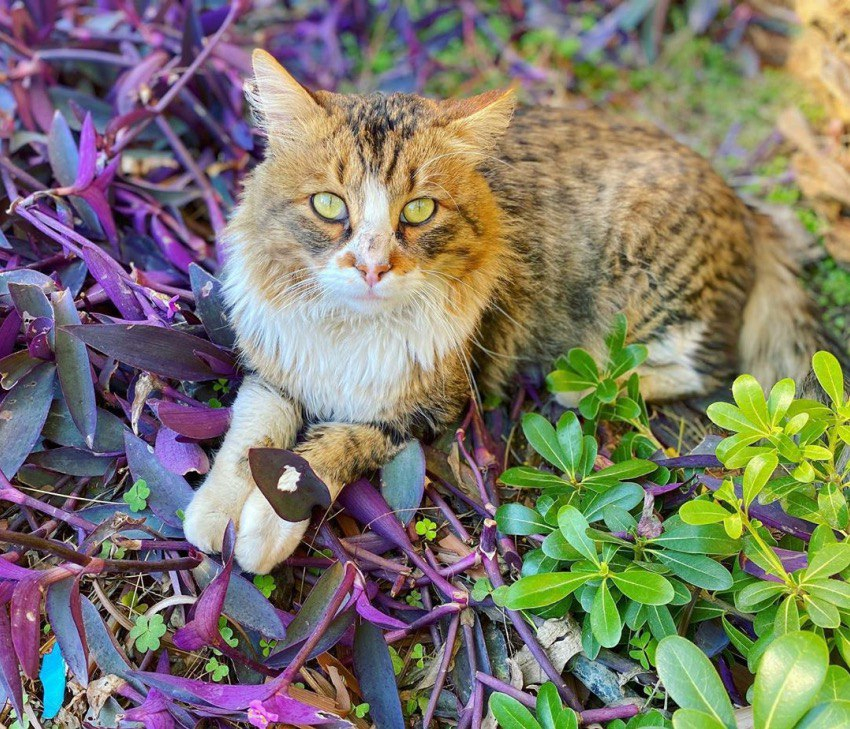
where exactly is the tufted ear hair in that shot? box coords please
[247,49,324,148]
[440,87,517,151]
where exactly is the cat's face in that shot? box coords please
[226,50,514,318]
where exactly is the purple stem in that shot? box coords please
[427,486,473,542]
[384,602,463,643]
[0,484,94,532]
[476,672,535,708]
[716,655,744,707]
[421,613,461,728]
[581,705,640,723]
[279,562,357,685]
[481,521,582,711]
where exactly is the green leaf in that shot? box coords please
[656,636,736,729]
[597,378,618,403]
[499,467,571,490]
[567,348,600,382]
[732,374,770,430]
[581,482,644,523]
[503,572,591,610]
[817,482,849,531]
[743,452,778,511]
[805,594,840,628]
[536,682,561,729]
[815,665,850,703]
[542,531,582,561]
[804,543,850,582]
[806,579,850,609]
[767,378,796,425]
[678,500,731,525]
[577,436,598,477]
[547,370,597,393]
[522,413,570,473]
[796,701,850,728]
[610,569,674,606]
[736,581,785,611]
[583,459,657,486]
[753,630,829,729]
[558,506,599,565]
[646,604,677,641]
[609,344,648,379]
[489,693,543,729]
[590,580,622,648]
[652,550,733,591]
[650,522,740,556]
[774,595,801,636]
[706,401,759,435]
[812,351,845,406]
[672,709,727,729]
[605,313,627,355]
[722,615,754,657]
[495,504,550,536]
[556,411,583,476]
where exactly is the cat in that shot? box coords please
[183,49,835,574]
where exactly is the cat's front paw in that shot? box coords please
[234,488,309,574]
[183,473,246,554]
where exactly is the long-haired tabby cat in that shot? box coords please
[184,49,834,574]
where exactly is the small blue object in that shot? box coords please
[39,642,66,720]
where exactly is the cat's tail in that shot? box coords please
[739,202,849,391]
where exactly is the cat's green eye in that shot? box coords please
[311,192,347,221]
[401,198,436,225]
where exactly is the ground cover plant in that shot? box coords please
[0,1,849,727]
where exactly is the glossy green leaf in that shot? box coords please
[656,636,735,729]
[753,630,828,729]
[678,499,731,525]
[583,459,657,486]
[774,595,800,636]
[767,378,796,425]
[503,571,591,610]
[815,665,850,704]
[732,374,770,430]
[536,682,561,729]
[590,580,621,648]
[804,543,850,582]
[736,581,785,611]
[805,594,841,628]
[489,693,542,729]
[499,467,571,490]
[706,401,759,435]
[672,709,727,729]
[816,482,848,531]
[558,506,599,565]
[812,351,845,406]
[796,700,850,728]
[556,411,583,475]
[495,503,550,536]
[742,452,777,511]
[611,568,674,606]
[522,413,570,473]
[650,522,740,556]
[806,579,850,609]
[652,550,733,591]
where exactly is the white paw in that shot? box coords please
[183,474,247,554]
[234,489,308,574]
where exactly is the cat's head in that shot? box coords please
[224,50,515,319]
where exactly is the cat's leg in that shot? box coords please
[183,376,302,554]
[636,321,719,402]
[235,422,403,574]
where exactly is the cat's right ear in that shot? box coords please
[248,50,323,145]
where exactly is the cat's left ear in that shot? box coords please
[441,88,517,151]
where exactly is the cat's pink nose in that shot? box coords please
[355,261,392,287]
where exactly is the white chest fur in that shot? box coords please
[226,281,468,423]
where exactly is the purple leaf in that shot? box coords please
[188,264,236,348]
[78,245,145,320]
[74,112,97,189]
[51,289,97,448]
[353,620,404,729]
[9,282,53,323]
[152,400,231,439]
[155,426,209,475]
[124,430,193,527]
[354,590,407,630]
[0,310,22,359]
[47,110,79,186]
[173,522,235,651]
[45,578,88,685]
[28,447,113,477]
[0,350,40,389]
[64,324,237,381]
[120,687,173,729]
[42,398,126,453]
[337,479,409,549]
[10,575,43,678]
[80,596,146,693]
[191,554,287,640]
[0,604,25,719]
[150,217,196,274]
[380,440,425,526]
[0,270,57,308]
[0,362,56,479]
[248,448,332,522]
